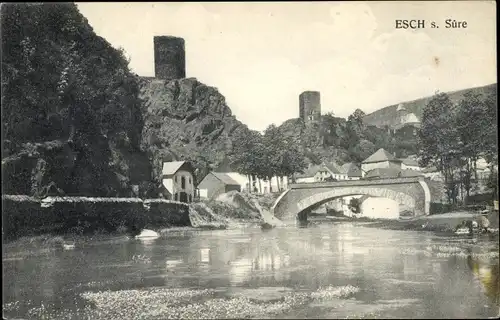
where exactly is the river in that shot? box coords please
[3,222,500,319]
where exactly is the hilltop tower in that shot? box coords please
[299,91,321,125]
[154,36,186,80]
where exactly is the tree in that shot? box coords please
[418,92,462,204]
[455,91,486,197]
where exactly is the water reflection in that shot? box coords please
[3,224,500,319]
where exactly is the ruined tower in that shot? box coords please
[299,91,321,125]
[154,36,186,80]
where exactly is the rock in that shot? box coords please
[135,229,160,239]
[138,77,255,183]
[260,222,274,230]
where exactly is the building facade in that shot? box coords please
[161,161,196,203]
[197,172,241,200]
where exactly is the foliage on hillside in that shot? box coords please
[275,110,418,167]
[418,90,497,204]
[363,83,497,128]
[1,3,152,197]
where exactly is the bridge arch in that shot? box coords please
[271,177,431,222]
[297,187,415,214]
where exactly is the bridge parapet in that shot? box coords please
[290,176,424,189]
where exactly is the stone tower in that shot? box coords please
[299,91,321,125]
[154,36,186,80]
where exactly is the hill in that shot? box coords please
[363,83,497,128]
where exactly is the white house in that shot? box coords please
[295,165,322,183]
[161,161,196,203]
[359,196,400,220]
[318,161,349,181]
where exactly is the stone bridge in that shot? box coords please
[271,177,431,222]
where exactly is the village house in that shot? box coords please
[160,161,196,203]
[341,162,363,180]
[312,162,348,181]
[361,148,402,177]
[197,172,241,200]
[295,165,322,183]
[400,157,422,171]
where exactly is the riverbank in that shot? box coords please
[322,211,500,235]
[1,191,278,243]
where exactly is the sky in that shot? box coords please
[77,1,496,132]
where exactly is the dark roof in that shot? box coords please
[211,172,240,186]
[364,168,423,179]
[296,164,322,178]
[362,148,401,164]
[323,161,346,174]
[342,162,363,177]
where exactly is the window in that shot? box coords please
[181,176,186,189]
[189,195,192,202]
[174,193,178,201]
[189,177,191,185]
[175,176,177,183]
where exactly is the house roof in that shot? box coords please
[323,161,346,175]
[362,148,401,164]
[400,158,420,167]
[364,168,423,179]
[342,162,363,177]
[162,161,194,176]
[211,172,240,186]
[296,164,322,178]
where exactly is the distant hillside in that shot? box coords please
[363,83,497,128]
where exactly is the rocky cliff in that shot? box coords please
[138,77,253,184]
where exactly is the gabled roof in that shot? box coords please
[211,172,240,186]
[323,161,346,175]
[362,148,401,164]
[162,161,194,176]
[296,164,322,178]
[342,162,363,177]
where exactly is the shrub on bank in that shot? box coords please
[2,196,50,240]
[2,196,194,241]
[143,199,191,227]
